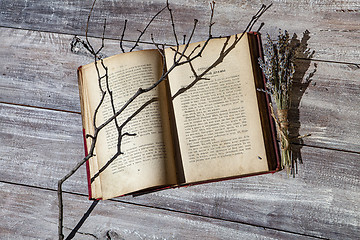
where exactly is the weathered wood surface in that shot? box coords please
[1,103,359,239]
[1,182,317,239]
[1,28,359,152]
[0,0,359,62]
[0,27,145,113]
[0,0,359,239]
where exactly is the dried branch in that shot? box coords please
[119,20,128,53]
[58,1,271,239]
[209,1,215,37]
[172,4,271,99]
[85,0,100,58]
[129,5,168,52]
[90,97,158,183]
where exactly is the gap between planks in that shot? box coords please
[0,25,359,67]
[1,99,359,155]
[0,179,326,240]
[0,101,81,115]
[0,24,158,48]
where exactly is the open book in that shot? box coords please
[78,32,279,200]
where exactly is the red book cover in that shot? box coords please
[82,129,94,199]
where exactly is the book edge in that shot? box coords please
[78,32,280,200]
[249,32,281,171]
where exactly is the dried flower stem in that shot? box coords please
[259,30,297,174]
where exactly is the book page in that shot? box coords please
[78,69,102,199]
[165,34,269,183]
[80,49,176,199]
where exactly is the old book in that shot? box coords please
[78,32,279,200]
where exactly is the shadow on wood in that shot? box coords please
[289,30,317,175]
[65,200,99,240]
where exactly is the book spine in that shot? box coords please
[252,32,281,171]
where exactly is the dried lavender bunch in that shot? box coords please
[259,30,297,174]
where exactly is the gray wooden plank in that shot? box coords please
[290,60,360,152]
[0,103,359,239]
[0,182,312,239]
[125,148,360,239]
[1,1,359,239]
[0,0,359,62]
[0,103,87,194]
[0,27,150,113]
[1,27,359,151]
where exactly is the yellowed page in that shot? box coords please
[80,49,176,199]
[165,34,269,183]
[78,69,102,199]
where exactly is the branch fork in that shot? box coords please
[58,1,271,239]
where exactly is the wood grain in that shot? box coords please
[125,148,360,239]
[0,103,87,193]
[1,0,359,239]
[0,182,314,239]
[0,0,359,62]
[290,59,360,152]
[0,27,151,113]
[0,103,359,239]
[1,27,359,152]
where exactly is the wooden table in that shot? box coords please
[1,0,359,239]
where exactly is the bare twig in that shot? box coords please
[209,1,215,38]
[120,20,128,53]
[85,0,99,57]
[58,1,271,239]
[172,4,270,99]
[129,5,168,52]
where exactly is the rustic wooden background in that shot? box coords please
[1,0,359,239]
